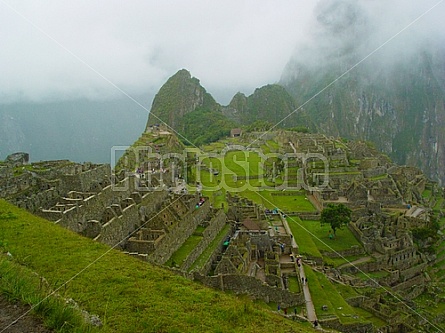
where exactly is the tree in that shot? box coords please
[320,203,352,236]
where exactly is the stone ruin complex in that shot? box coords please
[2,128,444,332]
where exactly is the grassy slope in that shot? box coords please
[0,200,310,333]
[286,217,362,258]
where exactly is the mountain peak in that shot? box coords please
[146,69,218,130]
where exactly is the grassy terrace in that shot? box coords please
[189,224,231,272]
[165,234,203,268]
[304,266,378,326]
[196,146,317,213]
[0,200,310,333]
[286,217,362,258]
[240,190,316,212]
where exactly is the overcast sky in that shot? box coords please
[1,1,444,106]
[0,1,317,105]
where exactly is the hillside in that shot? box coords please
[279,1,445,185]
[145,70,310,146]
[3,125,445,331]
[0,200,310,333]
[223,84,310,129]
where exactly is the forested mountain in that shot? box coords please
[280,0,445,184]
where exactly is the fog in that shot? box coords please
[0,1,316,105]
[1,1,444,163]
[285,0,445,75]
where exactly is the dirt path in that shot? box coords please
[0,294,52,333]
[298,263,318,323]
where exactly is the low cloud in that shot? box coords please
[0,1,316,104]
[286,0,445,72]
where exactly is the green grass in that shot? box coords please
[304,266,369,324]
[434,198,444,211]
[287,276,301,293]
[189,224,231,272]
[370,174,388,181]
[239,190,316,212]
[0,200,310,333]
[0,256,96,333]
[355,270,389,280]
[324,255,365,268]
[286,217,362,257]
[166,234,203,267]
[422,189,432,199]
[287,217,322,257]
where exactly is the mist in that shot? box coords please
[283,0,445,77]
[0,1,316,105]
[2,1,444,164]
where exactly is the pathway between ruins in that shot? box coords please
[298,262,318,324]
[281,213,318,326]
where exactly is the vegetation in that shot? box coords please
[0,200,308,332]
[0,255,96,333]
[304,266,373,325]
[179,107,236,146]
[286,216,362,258]
[245,120,273,132]
[320,203,352,236]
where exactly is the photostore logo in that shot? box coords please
[111,145,329,193]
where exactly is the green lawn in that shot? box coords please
[324,255,365,268]
[287,216,322,257]
[433,198,443,211]
[422,189,432,199]
[355,270,389,281]
[239,190,316,212]
[304,266,370,324]
[0,200,310,333]
[286,217,362,257]
[166,234,203,267]
[287,276,301,293]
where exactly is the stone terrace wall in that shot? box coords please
[56,178,168,236]
[97,203,139,248]
[319,317,373,333]
[195,273,304,308]
[148,200,211,265]
[59,164,110,193]
[199,226,234,275]
[181,210,227,271]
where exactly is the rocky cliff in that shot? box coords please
[280,0,445,184]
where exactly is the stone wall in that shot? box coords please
[319,317,373,333]
[56,179,169,238]
[181,210,227,271]
[148,200,211,264]
[199,226,234,275]
[194,273,304,308]
[97,203,140,248]
[59,164,110,193]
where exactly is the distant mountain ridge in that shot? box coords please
[145,69,309,145]
[279,0,445,185]
[146,37,445,184]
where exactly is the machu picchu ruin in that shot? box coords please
[2,125,445,332]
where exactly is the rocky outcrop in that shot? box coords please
[145,69,220,130]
